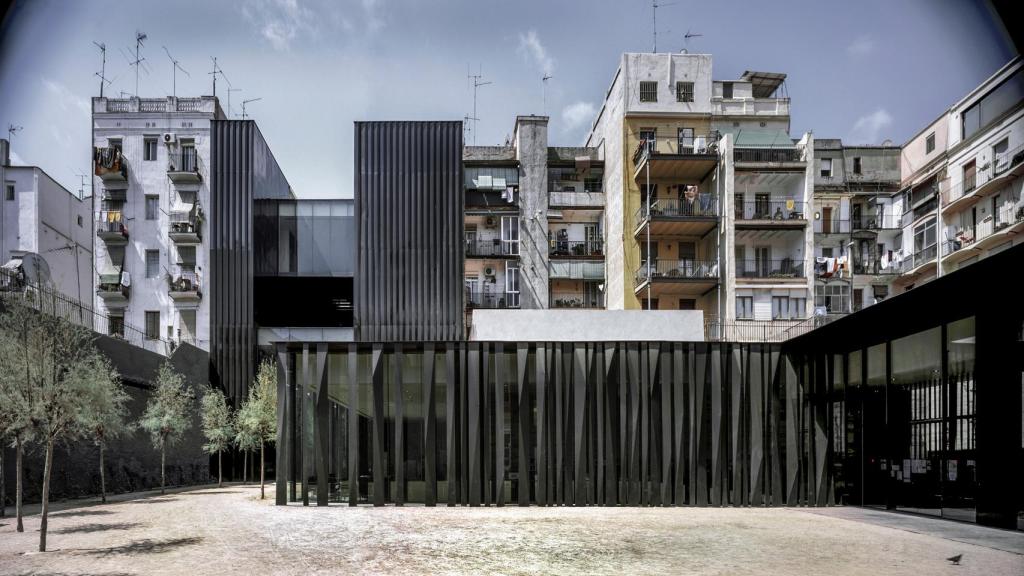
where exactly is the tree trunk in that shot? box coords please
[243,450,248,485]
[260,441,265,500]
[1,440,5,518]
[218,450,223,488]
[39,439,54,552]
[100,442,107,504]
[161,443,166,495]
[15,436,24,532]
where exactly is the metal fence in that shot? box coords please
[636,259,718,285]
[734,147,802,163]
[735,201,806,221]
[549,239,604,257]
[735,259,805,279]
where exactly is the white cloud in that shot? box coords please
[561,101,596,132]
[42,78,89,116]
[49,124,73,149]
[849,108,893,144]
[847,35,874,56]
[242,0,317,51]
[518,30,554,77]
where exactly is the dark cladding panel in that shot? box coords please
[355,121,464,342]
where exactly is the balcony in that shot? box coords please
[943,142,1024,212]
[549,239,604,259]
[634,196,719,238]
[93,147,127,182]
[466,290,519,309]
[634,259,718,297]
[96,211,128,244]
[943,202,1024,263]
[704,317,807,343]
[550,260,604,281]
[632,135,719,182]
[736,259,805,281]
[711,97,790,117]
[96,272,129,303]
[168,268,202,302]
[167,150,202,183]
[852,259,900,276]
[548,189,605,209]
[812,218,850,235]
[851,214,901,231]
[899,245,938,277]
[550,293,605,309]
[734,201,807,229]
[733,147,802,165]
[465,239,518,259]
[169,210,203,243]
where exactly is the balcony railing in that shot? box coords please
[96,272,129,300]
[704,317,807,343]
[96,211,128,240]
[735,201,806,221]
[549,239,604,257]
[632,133,720,165]
[900,245,937,273]
[169,210,202,240]
[167,150,202,183]
[550,294,605,309]
[465,239,519,257]
[169,268,202,298]
[550,260,605,280]
[548,190,605,208]
[812,218,850,234]
[636,196,719,224]
[635,259,718,284]
[944,142,1024,206]
[736,259,805,279]
[851,214,901,230]
[466,290,519,309]
[734,147,802,163]
[852,259,900,275]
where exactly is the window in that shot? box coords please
[678,299,696,310]
[143,137,157,161]
[853,157,862,175]
[736,296,753,319]
[676,81,694,103]
[639,129,656,153]
[993,138,1010,174]
[180,140,197,172]
[77,215,83,227]
[925,132,935,154]
[963,160,977,192]
[822,247,833,258]
[145,249,160,278]
[5,184,13,201]
[820,158,833,178]
[109,315,125,338]
[639,81,658,102]
[722,82,733,99]
[144,311,160,340]
[815,284,849,314]
[677,128,694,153]
[961,68,1024,140]
[913,218,937,259]
[145,195,159,220]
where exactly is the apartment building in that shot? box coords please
[1,138,93,304]
[812,139,901,313]
[463,116,605,315]
[894,56,1024,292]
[585,53,813,339]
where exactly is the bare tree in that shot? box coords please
[77,358,131,503]
[200,386,234,488]
[139,363,192,495]
[237,359,277,499]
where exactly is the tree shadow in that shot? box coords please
[50,509,115,518]
[121,497,180,505]
[53,522,143,534]
[85,536,203,557]
[187,490,239,495]
[11,573,135,576]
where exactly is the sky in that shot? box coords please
[0,0,1016,199]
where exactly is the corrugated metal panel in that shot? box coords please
[354,121,464,341]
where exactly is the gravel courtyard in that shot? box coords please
[1,485,1021,575]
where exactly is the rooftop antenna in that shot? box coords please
[462,113,477,145]
[209,57,230,99]
[74,171,91,200]
[652,0,678,53]
[242,97,262,119]
[163,46,190,99]
[467,65,491,146]
[93,42,111,97]
[683,30,703,52]
[131,31,147,97]
[542,74,552,115]
[227,87,242,118]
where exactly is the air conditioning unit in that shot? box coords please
[163,133,176,144]
[483,266,496,277]
[484,216,496,228]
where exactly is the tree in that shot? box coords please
[139,363,192,496]
[0,298,38,533]
[237,359,277,499]
[200,387,234,488]
[77,358,131,504]
[234,415,259,485]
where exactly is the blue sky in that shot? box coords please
[0,0,1015,199]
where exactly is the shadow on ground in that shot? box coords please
[49,509,115,518]
[53,522,144,534]
[121,497,180,505]
[10,573,135,576]
[84,536,203,557]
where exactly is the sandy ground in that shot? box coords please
[0,485,1021,575]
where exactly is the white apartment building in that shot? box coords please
[585,52,813,340]
[92,96,224,350]
[1,138,93,304]
[894,57,1024,292]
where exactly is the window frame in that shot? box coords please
[143,137,158,161]
[925,132,935,154]
[675,81,694,103]
[853,157,862,175]
[145,249,160,279]
[144,311,160,340]
[639,81,658,103]
[145,195,159,220]
[4,184,13,201]
[820,158,833,178]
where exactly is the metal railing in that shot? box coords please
[945,202,1024,257]
[852,259,900,275]
[851,214,901,230]
[632,133,720,165]
[465,239,519,257]
[636,196,719,226]
[735,201,806,221]
[169,210,202,236]
[96,272,129,299]
[0,267,170,356]
[169,268,202,296]
[944,142,1024,205]
[167,149,200,174]
[636,259,718,284]
[549,239,604,257]
[549,294,605,309]
[736,259,805,279]
[734,147,802,163]
[812,218,850,234]
[550,260,605,280]
[466,290,519,309]
[900,245,937,273]
[704,317,805,343]
[548,190,605,207]
[96,211,127,236]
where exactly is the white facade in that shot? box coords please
[1,139,93,304]
[92,96,224,350]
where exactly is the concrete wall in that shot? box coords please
[470,309,704,341]
[514,116,550,309]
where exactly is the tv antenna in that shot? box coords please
[130,31,147,96]
[467,65,491,146]
[683,30,703,51]
[227,87,242,118]
[74,171,91,199]
[93,42,111,97]
[163,46,190,98]
[542,74,552,115]
[652,1,678,53]
[242,97,262,119]
[462,113,477,144]
[209,57,230,99]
